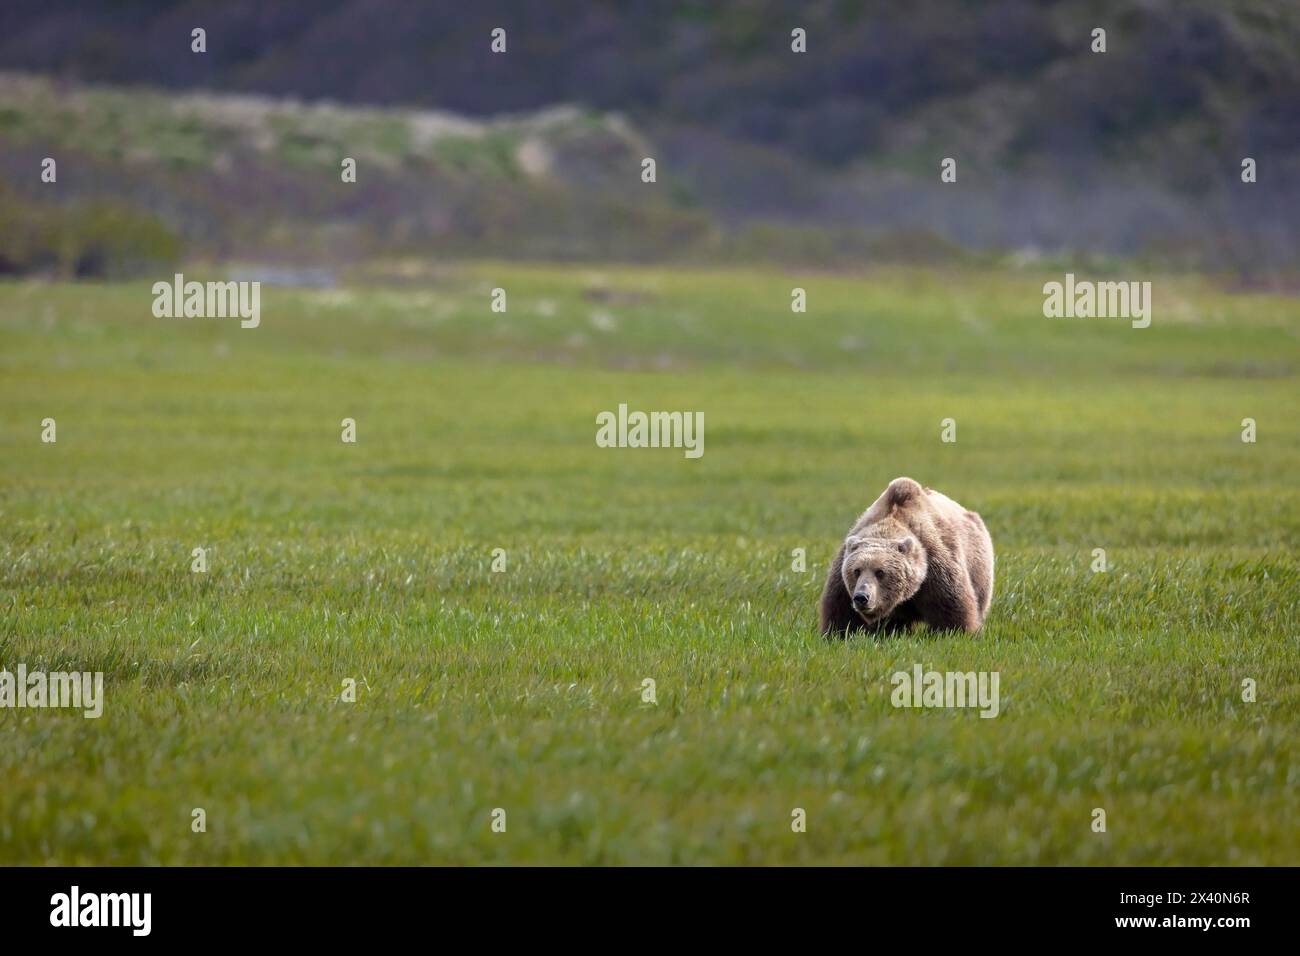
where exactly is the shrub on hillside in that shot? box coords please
[0,190,182,278]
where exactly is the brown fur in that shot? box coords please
[819,477,994,636]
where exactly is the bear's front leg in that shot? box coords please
[916,555,982,633]
[819,542,861,637]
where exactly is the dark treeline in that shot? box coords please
[2,0,1296,173]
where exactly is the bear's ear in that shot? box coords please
[844,535,863,553]
[896,537,914,554]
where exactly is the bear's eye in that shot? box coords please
[874,569,885,581]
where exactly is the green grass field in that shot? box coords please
[1,263,1298,865]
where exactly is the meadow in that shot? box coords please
[1,263,1297,864]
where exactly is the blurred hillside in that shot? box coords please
[1,0,1298,272]
[0,72,705,267]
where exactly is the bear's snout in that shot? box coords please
[852,587,872,610]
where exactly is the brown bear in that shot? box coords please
[819,477,993,636]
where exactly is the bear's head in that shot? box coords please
[840,527,927,624]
